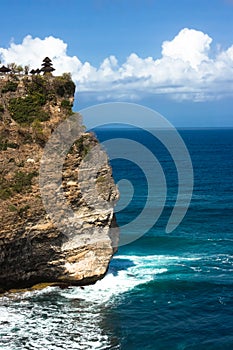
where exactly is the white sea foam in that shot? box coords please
[0,253,209,350]
[1,254,202,306]
[59,254,170,304]
[59,253,202,304]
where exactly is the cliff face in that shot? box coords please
[0,74,119,291]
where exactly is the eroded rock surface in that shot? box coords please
[0,74,119,291]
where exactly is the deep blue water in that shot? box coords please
[0,129,233,349]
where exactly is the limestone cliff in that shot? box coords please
[0,74,119,292]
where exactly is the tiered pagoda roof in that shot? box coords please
[40,57,55,74]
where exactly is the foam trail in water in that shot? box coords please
[60,255,168,304]
[59,253,205,304]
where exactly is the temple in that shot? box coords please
[0,65,11,74]
[0,57,56,78]
[40,57,55,75]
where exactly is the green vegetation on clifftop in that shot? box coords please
[1,74,75,126]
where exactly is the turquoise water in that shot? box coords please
[0,129,233,349]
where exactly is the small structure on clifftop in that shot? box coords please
[40,57,55,75]
[0,65,11,74]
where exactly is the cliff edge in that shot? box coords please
[0,73,119,291]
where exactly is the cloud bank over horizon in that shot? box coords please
[1,28,233,102]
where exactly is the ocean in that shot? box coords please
[0,128,233,349]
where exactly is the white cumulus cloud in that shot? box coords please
[1,29,233,102]
[162,28,212,69]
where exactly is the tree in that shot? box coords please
[16,65,24,74]
[24,65,30,75]
[7,63,24,74]
[7,63,17,73]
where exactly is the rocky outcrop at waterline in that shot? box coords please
[0,73,119,291]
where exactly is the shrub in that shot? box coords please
[18,204,30,216]
[32,119,47,146]
[8,203,30,216]
[18,129,33,144]
[61,99,72,108]
[8,95,49,125]
[1,81,18,93]
[0,188,12,200]
[25,75,47,96]
[62,73,72,80]
[8,204,18,212]
[96,175,106,183]
[12,171,38,193]
[0,170,38,200]
[0,137,18,151]
[54,76,75,97]
[61,99,73,114]
[73,135,91,158]
[5,76,50,125]
[0,142,17,151]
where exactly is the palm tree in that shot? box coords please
[7,63,17,73]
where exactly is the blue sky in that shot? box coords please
[1,0,233,127]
